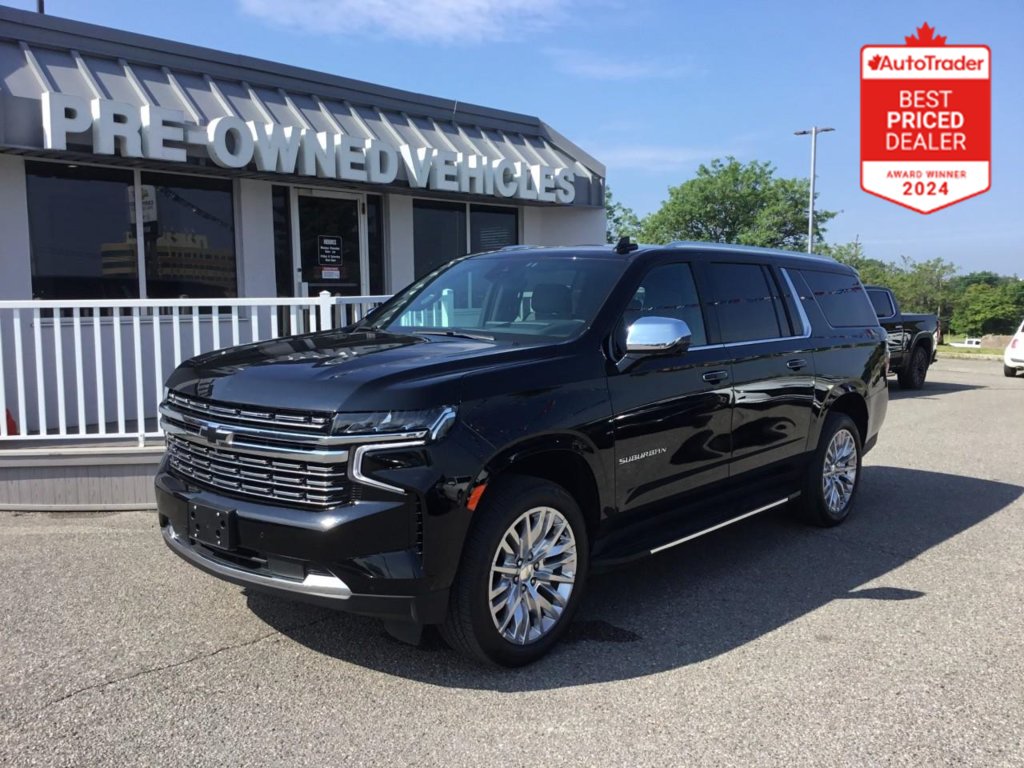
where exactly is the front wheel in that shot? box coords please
[441,475,589,666]
[799,413,863,527]
[897,345,929,389]
[1005,364,1018,378]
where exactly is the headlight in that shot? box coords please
[331,406,457,441]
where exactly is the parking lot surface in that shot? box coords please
[2,358,1023,767]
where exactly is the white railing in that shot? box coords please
[0,292,389,445]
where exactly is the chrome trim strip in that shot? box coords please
[162,422,352,464]
[780,268,813,338]
[166,393,329,431]
[162,525,351,599]
[349,440,426,494]
[650,498,790,555]
[160,404,428,448]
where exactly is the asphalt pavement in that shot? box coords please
[2,358,1022,767]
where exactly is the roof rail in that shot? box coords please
[497,244,539,251]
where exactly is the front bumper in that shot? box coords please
[156,470,450,624]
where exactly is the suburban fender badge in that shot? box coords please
[618,447,668,465]
[860,23,991,213]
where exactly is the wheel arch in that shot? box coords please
[475,434,608,541]
[821,390,869,446]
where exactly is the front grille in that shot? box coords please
[166,391,332,434]
[161,394,349,510]
[166,434,351,508]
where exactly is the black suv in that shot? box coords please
[156,242,888,665]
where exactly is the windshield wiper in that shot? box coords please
[416,330,495,342]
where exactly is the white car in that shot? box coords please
[1005,319,1024,378]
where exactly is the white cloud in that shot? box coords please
[238,0,571,43]
[545,47,696,81]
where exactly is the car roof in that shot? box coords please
[469,241,851,272]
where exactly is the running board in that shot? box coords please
[650,497,791,555]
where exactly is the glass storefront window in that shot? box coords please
[272,185,293,297]
[470,205,517,253]
[26,162,139,300]
[413,200,466,280]
[367,194,385,295]
[141,172,237,299]
[26,162,238,300]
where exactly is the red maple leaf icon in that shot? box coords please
[868,54,882,70]
[905,22,947,46]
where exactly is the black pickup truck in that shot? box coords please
[157,242,888,665]
[865,286,937,389]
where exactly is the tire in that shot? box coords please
[440,475,589,666]
[1005,365,1018,378]
[897,345,929,389]
[799,413,863,527]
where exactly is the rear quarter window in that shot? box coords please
[799,269,877,328]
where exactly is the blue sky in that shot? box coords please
[9,0,1022,274]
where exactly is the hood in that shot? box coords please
[164,330,546,413]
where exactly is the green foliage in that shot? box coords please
[638,157,835,251]
[950,280,1024,335]
[604,188,640,244]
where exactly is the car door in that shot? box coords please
[607,261,733,520]
[700,260,816,479]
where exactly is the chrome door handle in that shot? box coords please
[786,358,808,370]
[702,370,729,383]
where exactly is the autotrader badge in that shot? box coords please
[860,23,991,213]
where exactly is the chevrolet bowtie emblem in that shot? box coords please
[201,425,234,445]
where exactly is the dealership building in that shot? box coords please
[0,5,606,510]
[0,5,605,304]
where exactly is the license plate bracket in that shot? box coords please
[187,500,237,551]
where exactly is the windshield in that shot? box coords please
[365,254,625,340]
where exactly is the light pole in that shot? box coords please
[794,126,834,253]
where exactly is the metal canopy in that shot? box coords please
[0,6,604,205]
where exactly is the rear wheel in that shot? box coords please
[799,413,862,527]
[441,475,588,666]
[897,345,929,389]
[1005,364,1018,378]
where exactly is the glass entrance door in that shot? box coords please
[294,191,367,296]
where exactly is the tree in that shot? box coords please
[639,157,836,251]
[819,238,897,286]
[951,280,1024,336]
[604,188,640,244]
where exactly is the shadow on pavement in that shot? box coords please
[888,380,982,399]
[247,466,1020,690]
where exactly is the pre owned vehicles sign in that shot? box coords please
[861,23,991,213]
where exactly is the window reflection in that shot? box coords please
[26,161,139,300]
[141,173,237,298]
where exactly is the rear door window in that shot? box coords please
[703,262,788,343]
[801,270,878,327]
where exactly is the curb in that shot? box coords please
[936,352,1004,361]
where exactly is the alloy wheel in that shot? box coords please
[822,428,858,514]
[488,506,578,645]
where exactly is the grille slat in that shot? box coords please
[163,393,350,510]
[166,391,332,433]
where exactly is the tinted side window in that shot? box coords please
[866,288,895,319]
[801,269,878,327]
[704,262,785,343]
[625,263,707,347]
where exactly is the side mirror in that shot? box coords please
[625,316,692,356]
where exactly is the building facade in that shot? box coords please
[0,5,606,305]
